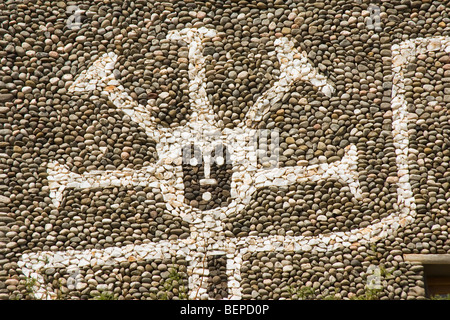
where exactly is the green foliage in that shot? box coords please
[321,288,341,300]
[24,276,38,299]
[21,273,62,300]
[93,292,117,300]
[351,287,382,300]
[430,294,450,300]
[160,268,188,300]
[322,294,339,300]
[289,286,316,300]
[378,265,393,279]
[288,283,385,300]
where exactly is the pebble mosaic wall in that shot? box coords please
[1,0,450,300]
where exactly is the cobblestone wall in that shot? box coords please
[1,0,449,300]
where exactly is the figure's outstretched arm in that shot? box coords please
[252,144,362,200]
[46,160,181,208]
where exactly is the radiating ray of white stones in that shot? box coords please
[69,51,163,142]
[167,27,218,127]
[243,37,335,128]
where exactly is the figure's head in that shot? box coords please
[182,142,233,211]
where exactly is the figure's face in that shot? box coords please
[182,142,233,210]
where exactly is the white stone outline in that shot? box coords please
[20,29,429,301]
